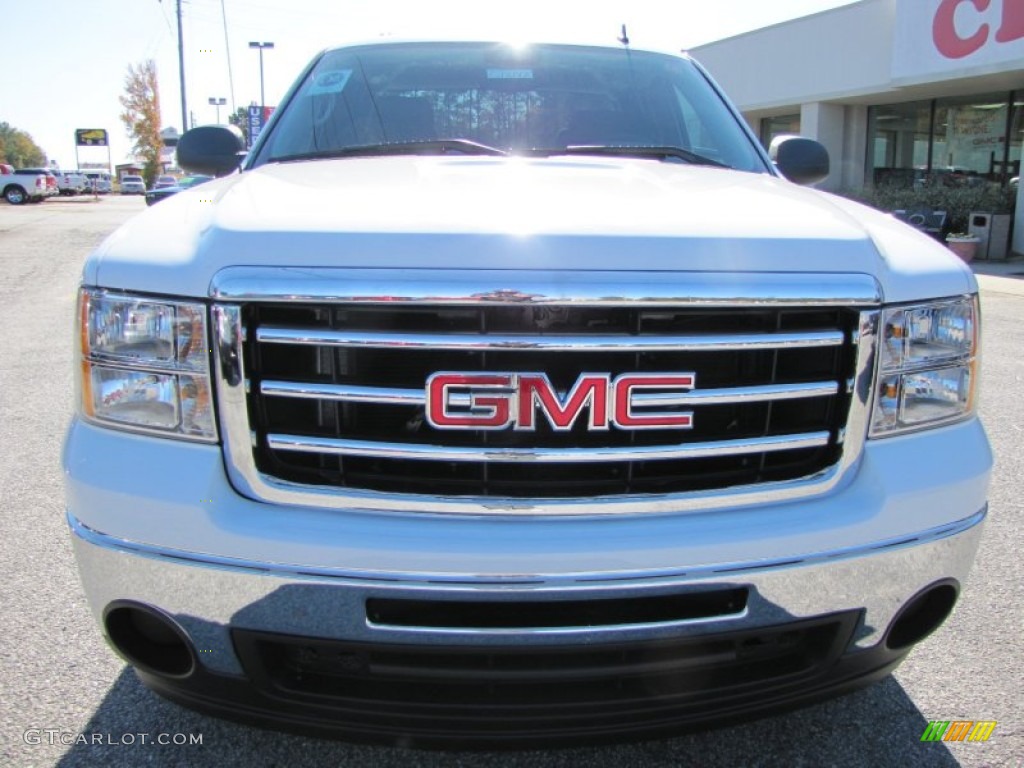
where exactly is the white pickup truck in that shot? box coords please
[52,168,89,195]
[1,164,52,204]
[64,39,991,747]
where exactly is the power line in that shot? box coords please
[141,24,167,61]
[221,0,237,116]
[156,0,174,34]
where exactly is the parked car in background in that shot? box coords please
[1,164,51,204]
[144,173,213,206]
[153,174,178,190]
[52,169,89,195]
[20,168,60,198]
[119,175,145,195]
[8,168,59,202]
[83,171,112,194]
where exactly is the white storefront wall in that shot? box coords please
[692,0,1024,252]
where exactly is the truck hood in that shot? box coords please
[87,156,975,302]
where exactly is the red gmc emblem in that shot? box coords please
[425,372,696,431]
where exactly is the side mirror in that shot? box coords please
[769,135,829,186]
[176,125,246,177]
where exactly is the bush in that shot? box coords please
[841,179,1015,234]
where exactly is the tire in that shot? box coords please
[4,185,27,205]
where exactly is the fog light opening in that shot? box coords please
[103,601,196,678]
[886,581,959,651]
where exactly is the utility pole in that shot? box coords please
[177,0,187,133]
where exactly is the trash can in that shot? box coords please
[968,212,1011,260]
[968,213,993,260]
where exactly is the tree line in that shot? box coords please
[0,123,46,168]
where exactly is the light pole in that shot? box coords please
[248,41,274,115]
[208,96,226,123]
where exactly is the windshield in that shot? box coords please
[254,42,766,172]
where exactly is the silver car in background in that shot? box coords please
[119,175,145,194]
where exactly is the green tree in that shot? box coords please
[227,106,250,146]
[0,122,46,167]
[119,61,163,187]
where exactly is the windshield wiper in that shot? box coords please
[549,145,729,168]
[271,139,508,163]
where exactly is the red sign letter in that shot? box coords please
[933,0,991,59]
[996,0,1024,42]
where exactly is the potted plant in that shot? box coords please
[945,232,981,262]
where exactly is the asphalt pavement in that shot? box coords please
[0,195,1020,767]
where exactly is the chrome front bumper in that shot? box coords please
[69,506,986,678]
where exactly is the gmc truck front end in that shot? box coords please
[63,40,991,747]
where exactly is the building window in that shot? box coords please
[932,92,1014,183]
[867,100,932,187]
[868,92,1019,188]
[759,114,800,148]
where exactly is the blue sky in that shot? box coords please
[1,0,857,168]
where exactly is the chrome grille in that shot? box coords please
[213,269,879,514]
[211,269,881,512]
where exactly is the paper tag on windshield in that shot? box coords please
[308,70,352,95]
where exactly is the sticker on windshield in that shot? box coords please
[486,69,534,79]
[308,69,352,95]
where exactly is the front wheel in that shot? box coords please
[4,186,27,205]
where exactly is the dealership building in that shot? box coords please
[692,0,1023,253]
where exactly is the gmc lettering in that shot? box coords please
[426,372,696,430]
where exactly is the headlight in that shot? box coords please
[77,289,216,441]
[870,296,978,437]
